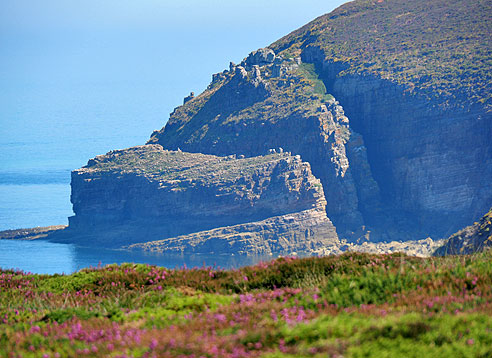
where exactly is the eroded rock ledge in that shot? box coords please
[434,207,492,256]
[63,145,339,254]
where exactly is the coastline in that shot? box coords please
[0,225,66,241]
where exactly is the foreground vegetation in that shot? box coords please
[1,251,492,357]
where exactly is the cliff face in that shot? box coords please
[64,0,491,253]
[149,53,382,238]
[302,47,492,236]
[126,208,339,256]
[332,73,491,236]
[270,0,492,237]
[434,207,492,255]
[67,145,338,253]
[149,0,491,241]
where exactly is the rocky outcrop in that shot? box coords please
[434,207,492,255]
[64,145,339,253]
[183,92,194,104]
[149,51,384,239]
[126,208,338,255]
[0,226,66,240]
[244,48,276,68]
[336,237,445,258]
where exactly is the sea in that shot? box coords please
[0,240,265,275]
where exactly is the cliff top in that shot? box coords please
[271,0,492,110]
[77,144,312,186]
[148,51,344,149]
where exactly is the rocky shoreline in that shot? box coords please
[1,224,447,258]
[0,226,66,241]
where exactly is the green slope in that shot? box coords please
[272,0,492,110]
[2,252,492,357]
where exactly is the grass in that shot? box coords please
[271,0,492,111]
[1,250,492,357]
[296,63,328,98]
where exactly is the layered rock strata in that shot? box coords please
[62,0,491,253]
[65,145,339,253]
[300,46,492,237]
[149,0,492,241]
[149,51,382,239]
[126,208,338,256]
[269,0,492,238]
[434,207,492,255]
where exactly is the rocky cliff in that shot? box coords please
[149,0,491,241]
[270,0,492,238]
[62,0,491,254]
[64,145,338,254]
[434,207,492,255]
[149,52,383,239]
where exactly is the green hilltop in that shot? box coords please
[271,0,492,110]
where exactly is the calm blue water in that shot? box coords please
[0,240,267,274]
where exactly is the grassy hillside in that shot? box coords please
[1,251,492,357]
[148,60,337,150]
[272,0,492,110]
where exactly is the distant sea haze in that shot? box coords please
[0,170,72,231]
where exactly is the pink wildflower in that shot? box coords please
[149,338,158,350]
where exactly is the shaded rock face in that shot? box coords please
[434,207,492,255]
[67,145,338,253]
[266,0,492,240]
[245,48,276,68]
[302,46,492,237]
[127,208,338,256]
